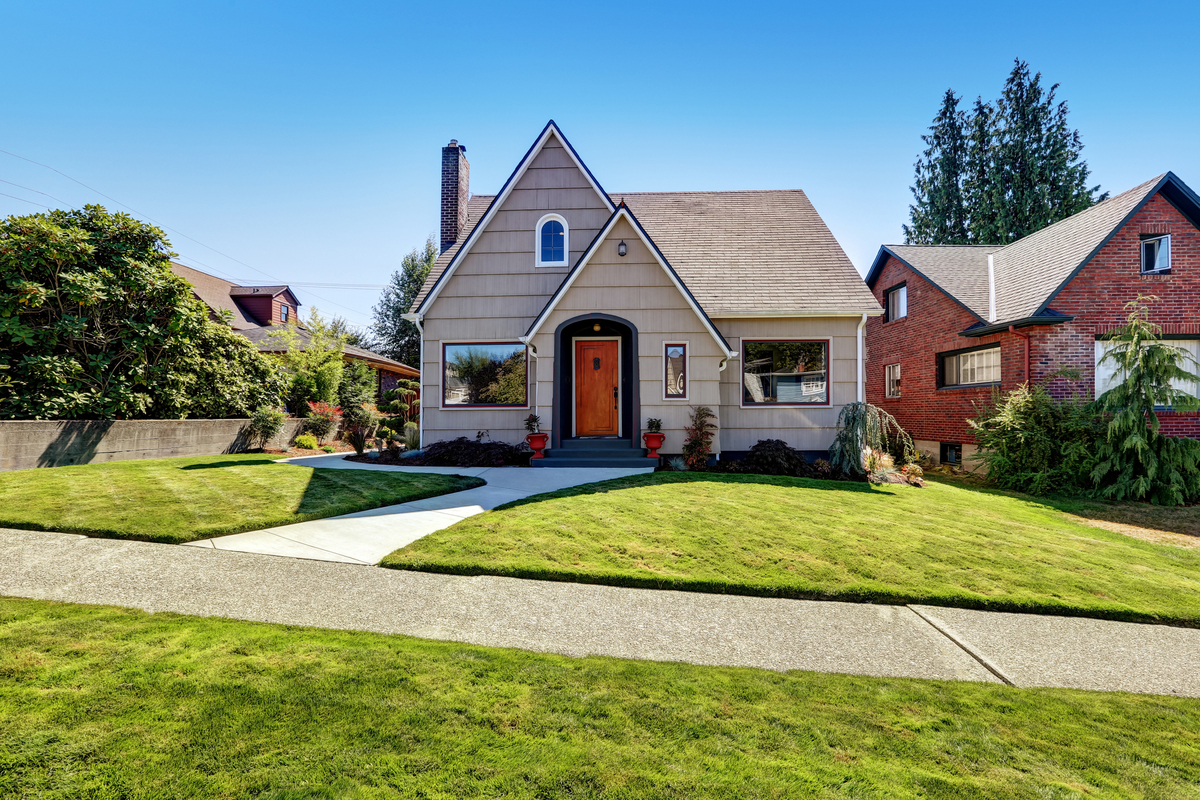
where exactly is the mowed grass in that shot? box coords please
[0,454,483,543]
[381,473,1200,626]
[1,597,1198,798]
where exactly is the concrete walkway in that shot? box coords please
[3,527,1199,697]
[183,454,654,564]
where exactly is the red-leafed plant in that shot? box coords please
[304,401,342,443]
[681,406,718,470]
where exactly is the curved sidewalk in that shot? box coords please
[2,527,1199,698]
[183,454,655,564]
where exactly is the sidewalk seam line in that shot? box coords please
[220,531,370,565]
[907,605,1015,686]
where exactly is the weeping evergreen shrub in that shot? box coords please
[969,380,1102,495]
[829,402,915,477]
[1090,296,1200,505]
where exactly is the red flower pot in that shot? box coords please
[526,432,549,459]
[642,431,665,459]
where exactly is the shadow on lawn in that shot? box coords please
[180,459,281,471]
[491,471,879,513]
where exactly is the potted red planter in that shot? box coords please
[524,414,548,460]
[642,418,665,459]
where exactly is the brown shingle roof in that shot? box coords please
[240,326,418,375]
[413,190,880,316]
[171,261,260,330]
[880,245,1000,320]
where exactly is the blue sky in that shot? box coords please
[3,1,1197,332]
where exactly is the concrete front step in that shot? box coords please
[532,456,657,468]
[558,438,637,450]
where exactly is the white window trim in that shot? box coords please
[885,363,901,398]
[439,339,531,410]
[942,345,1001,388]
[739,337,833,409]
[535,213,570,268]
[662,341,689,401]
[571,336,621,437]
[885,284,907,322]
[1141,234,1171,274]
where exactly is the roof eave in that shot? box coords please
[960,314,1074,338]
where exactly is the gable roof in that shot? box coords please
[524,204,736,357]
[866,172,1200,328]
[619,190,879,315]
[171,261,264,330]
[867,245,1000,321]
[411,120,615,316]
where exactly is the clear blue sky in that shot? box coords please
[3,1,1197,332]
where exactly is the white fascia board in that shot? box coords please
[414,122,615,317]
[708,309,884,319]
[526,208,737,359]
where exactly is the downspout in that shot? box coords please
[1008,325,1030,384]
[856,313,867,402]
[520,336,538,426]
[402,312,424,446]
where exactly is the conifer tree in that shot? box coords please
[903,89,969,244]
[906,59,1106,245]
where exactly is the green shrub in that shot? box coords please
[681,406,718,470]
[970,380,1101,495]
[304,401,341,442]
[343,403,382,456]
[294,433,318,450]
[339,359,375,410]
[379,379,421,424]
[321,445,336,453]
[403,420,420,451]
[1091,296,1200,505]
[830,402,914,477]
[246,406,286,450]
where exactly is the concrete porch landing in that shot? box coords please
[182,454,654,564]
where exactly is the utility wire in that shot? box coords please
[0,178,72,206]
[0,148,377,324]
[0,190,50,209]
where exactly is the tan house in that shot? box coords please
[406,122,881,466]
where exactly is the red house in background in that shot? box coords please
[864,172,1200,467]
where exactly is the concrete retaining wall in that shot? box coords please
[0,418,307,472]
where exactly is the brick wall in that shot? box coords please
[864,256,1015,448]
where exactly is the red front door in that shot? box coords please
[575,339,619,436]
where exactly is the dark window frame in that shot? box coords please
[937,342,1001,390]
[883,282,908,323]
[440,341,530,409]
[940,442,962,465]
[1140,233,1171,275]
[740,338,831,408]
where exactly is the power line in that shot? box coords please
[0,148,377,324]
[0,190,50,209]
[0,178,72,206]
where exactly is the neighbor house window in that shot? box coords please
[885,363,901,397]
[536,214,569,267]
[664,343,687,399]
[442,342,528,407]
[1141,234,1171,274]
[940,345,1000,387]
[280,304,289,323]
[742,340,828,405]
[884,283,907,322]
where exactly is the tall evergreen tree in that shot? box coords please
[369,236,437,369]
[906,59,1106,245]
[903,89,969,245]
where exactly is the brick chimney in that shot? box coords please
[441,139,469,253]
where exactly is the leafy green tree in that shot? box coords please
[339,358,376,410]
[906,60,1106,245]
[1090,297,1200,505]
[370,236,437,369]
[903,89,969,245]
[328,315,375,350]
[270,308,347,415]
[0,205,285,419]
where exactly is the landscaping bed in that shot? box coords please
[3,596,1198,798]
[381,472,1200,627]
[0,453,483,543]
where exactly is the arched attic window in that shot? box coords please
[536,214,569,267]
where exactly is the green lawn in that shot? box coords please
[0,454,483,543]
[1,597,1197,798]
[381,473,1200,626]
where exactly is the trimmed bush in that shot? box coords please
[246,406,286,450]
[403,421,420,451]
[294,433,318,450]
[407,437,527,468]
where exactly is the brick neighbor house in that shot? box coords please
[171,262,419,399]
[864,172,1200,467]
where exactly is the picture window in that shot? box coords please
[940,345,1000,387]
[442,342,528,407]
[742,340,828,405]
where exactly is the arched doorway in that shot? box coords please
[552,314,640,450]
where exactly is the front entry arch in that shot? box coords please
[552,314,640,450]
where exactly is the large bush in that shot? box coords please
[970,380,1102,495]
[271,309,346,415]
[0,205,285,419]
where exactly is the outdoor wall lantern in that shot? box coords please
[617,240,627,257]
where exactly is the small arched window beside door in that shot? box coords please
[535,214,569,267]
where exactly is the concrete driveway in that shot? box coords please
[182,454,654,564]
